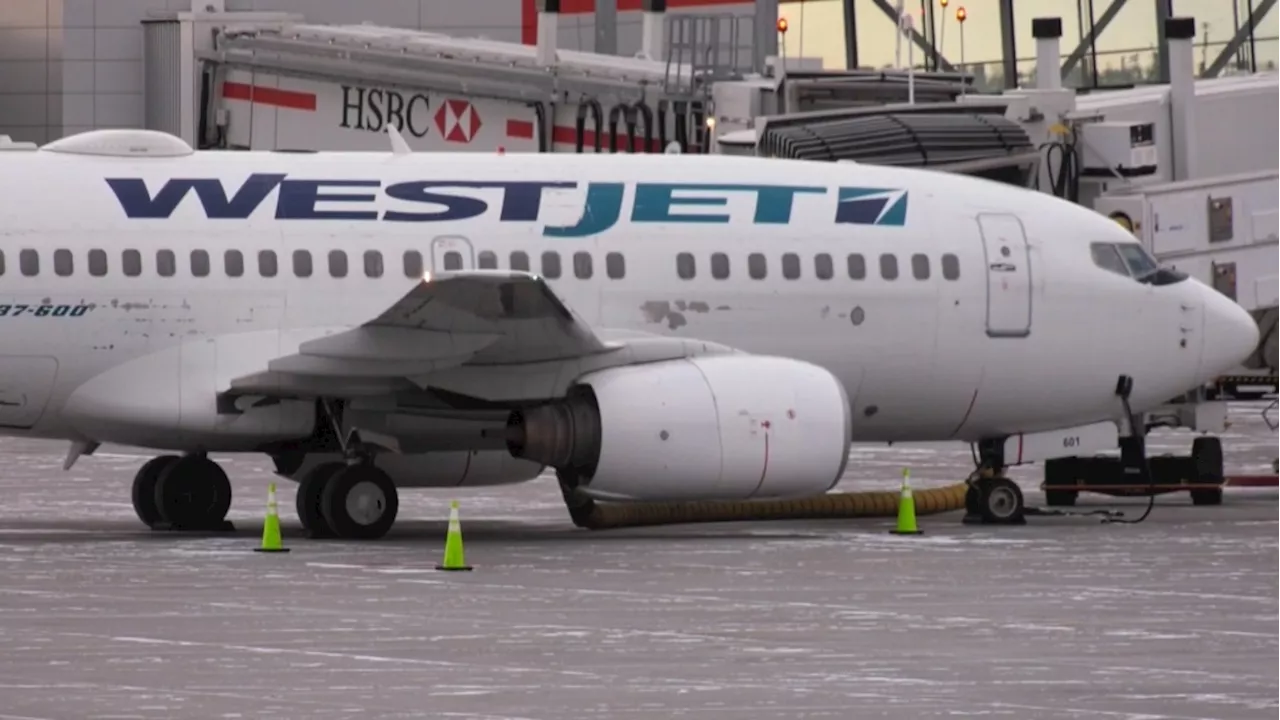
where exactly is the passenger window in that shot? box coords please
[191,249,210,277]
[606,252,625,279]
[510,251,530,272]
[293,250,312,277]
[711,252,729,279]
[941,253,960,280]
[879,254,898,280]
[676,252,696,279]
[403,250,423,278]
[157,250,176,277]
[88,249,107,277]
[847,253,866,280]
[478,251,498,269]
[364,250,384,277]
[748,253,767,279]
[782,253,800,280]
[259,250,278,277]
[123,249,142,277]
[328,250,348,277]
[442,251,462,271]
[1090,242,1129,277]
[573,251,592,279]
[19,249,37,276]
[541,251,561,278]
[225,250,244,277]
[814,253,833,280]
[911,253,929,280]
[54,249,73,277]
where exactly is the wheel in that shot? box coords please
[1190,488,1223,506]
[977,476,1026,524]
[153,455,233,527]
[296,461,344,537]
[1190,436,1224,506]
[1044,489,1077,507]
[319,463,398,540]
[131,454,180,527]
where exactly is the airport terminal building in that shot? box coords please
[0,0,1274,144]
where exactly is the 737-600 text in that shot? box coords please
[0,304,94,318]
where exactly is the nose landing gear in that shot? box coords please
[962,439,1027,526]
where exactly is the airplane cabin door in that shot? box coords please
[430,235,475,272]
[976,213,1032,337]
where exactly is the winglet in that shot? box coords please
[387,125,412,156]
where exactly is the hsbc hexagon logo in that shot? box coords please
[434,99,482,143]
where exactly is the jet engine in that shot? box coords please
[505,355,852,501]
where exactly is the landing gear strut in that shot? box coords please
[294,399,400,540]
[131,453,234,532]
[963,438,1026,525]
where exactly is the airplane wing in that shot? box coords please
[222,270,616,401]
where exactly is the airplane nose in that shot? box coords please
[1199,284,1260,378]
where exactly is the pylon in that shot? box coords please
[890,468,923,535]
[253,482,291,553]
[436,500,473,571]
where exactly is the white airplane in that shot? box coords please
[0,128,1258,540]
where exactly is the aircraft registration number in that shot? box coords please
[0,303,94,318]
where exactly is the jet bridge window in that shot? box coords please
[157,250,176,277]
[123,249,142,277]
[573,251,593,279]
[190,250,210,278]
[19,249,37,277]
[847,253,866,280]
[782,253,801,280]
[54,249,72,278]
[478,251,498,269]
[676,252,696,279]
[225,250,244,277]
[606,252,625,279]
[911,253,930,280]
[879,254,898,280]
[259,250,278,278]
[814,253,833,280]
[510,251,530,272]
[403,250,423,278]
[88,249,107,277]
[941,253,960,280]
[328,250,348,277]
[364,250,384,277]
[748,253,767,280]
[541,251,561,279]
[1090,242,1130,277]
[293,250,312,278]
[710,252,729,280]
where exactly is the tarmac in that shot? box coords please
[0,402,1275,720]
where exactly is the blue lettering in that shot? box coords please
[275,179,380,220]
[631,183,826,224]
[106,173,285,219]
[543,182,624,237]
[382,181,571,222]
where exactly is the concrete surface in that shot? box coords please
[0,402,1275,719]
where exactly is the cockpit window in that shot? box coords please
[1090,242,1130,277]
[1114,243,1159,279]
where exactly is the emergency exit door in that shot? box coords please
[430,235,474,272]
[976,213,1032,337]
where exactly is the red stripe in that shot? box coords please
[222,81,317,111]
[521,0,751,44]
[505,120,668,152]
[507,119,535,139]
[1225,475,1279,487]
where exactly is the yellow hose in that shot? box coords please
[576,482,970,530]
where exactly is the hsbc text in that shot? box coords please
[339,85,432,138]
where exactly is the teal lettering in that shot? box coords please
[543,182,624,237]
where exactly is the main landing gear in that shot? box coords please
[293,399,399,540]
[131,453,234,531]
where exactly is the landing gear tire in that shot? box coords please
[319,463,398,540]
[963,476,1026,525]
[296,461,345,538]
[1190,436,1225,507]
[152,454,234,529]
[131,454,180,527]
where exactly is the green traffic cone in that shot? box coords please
[254,482,291,553]
[890,468,923,535]
[436,500,473,571]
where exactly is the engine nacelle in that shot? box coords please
[506,355,852,501]
[283,450,545,488]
